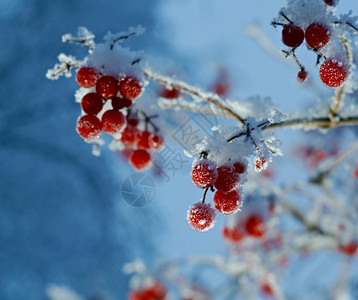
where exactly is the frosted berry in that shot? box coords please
[76,66,99,88]
[160,87,180,99]
[297,70,309,83]
[127,117,139,127]
[190,159,218,189]
[119,125,138,147]
[254,156,268,172]
[96,76,119,99]
[282,24,304,48]
[245,214,266,238]
[319,58,348,88]
[233,161,246,174]
[81,93,103,115]
[149,133,164,150]
[213,189,242,215]
[214,165,239,192]
[305,23,330,49]
[101,109,127,135]
[111,97,126,111]
[222,225,245,243]
[76,114,102,141]
[129,149,152,170]
[137,130,151,149]
[187,202,216,232]
[260,282,274,297]
[338,241,358,256]
[119,76,143,100]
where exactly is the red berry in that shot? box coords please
[101,110,127,135]
[260,282,274,297]
[96,76,119,99]
[137,130,151,149]
[187,202,216,232]
[127,117,139,127]
[297,70,309,83]
[123,98,133,107]
[305,23,330,49]
[213,189,242,215]
[282,24,304,48]
[324,0,335,5]
[214,165,239,192]
[111,97,126,110]
[160,87,180,99]
[222,225,245,243]
[254,156,268,172]
[353,168,358,178]
[233,161,246,174]
[190,159,218,189]
[149,133,164,150]
[129,149,152,170]
[76,66,99,88]
[119,125,138,147]
[319,58,348,88]
[119,76,143,100]
[245,214,266,238]
[338,241,358,256]
[76,114,102,141]
[81,93,103,115]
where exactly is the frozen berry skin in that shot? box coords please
[254,156,268,172]
[149,133,164,150]
[245,214,266,238]
[190,159,218,189]
[214,165,239,192]
[76,66,99,88]
[119,76,143,100]
[96,76,119,99]
[101,109,127,135]
[76,114,102,141]
[129,149,152,170]
[119,125,138,147]
[160,87,180,99]
[213,189,242,215]
[319,58,348,88]
[187,202,216,232]
[297,70,309,83]
[81,93,103,115]
[305,23,330,49]
[137,130,151,149]
[233,161,246,174]
[222,225,245,243]
[111,97,126,111]
[282,24,304,48]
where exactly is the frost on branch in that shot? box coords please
[62,26,95,50]
[45,53,83,80]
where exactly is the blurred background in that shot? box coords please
[1,0,357,299]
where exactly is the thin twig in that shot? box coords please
[144,69,245,124]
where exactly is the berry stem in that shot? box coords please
[139,110,160,132]
[279,11,292,24]
[201,187,210,204]
[282,49,304,70]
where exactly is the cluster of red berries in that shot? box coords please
[75,65,165,170]
[128,280,167,300]
[186,158,247,232]
[222,213,266,244]
[118,115,164,171]
[275,7,349,88]
[75,65,144,141]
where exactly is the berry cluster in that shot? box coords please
[75,65,143,141]
[272,1,351,88]
[186,158,247,232]
[117,112,164,171]
[222,213,266,244]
